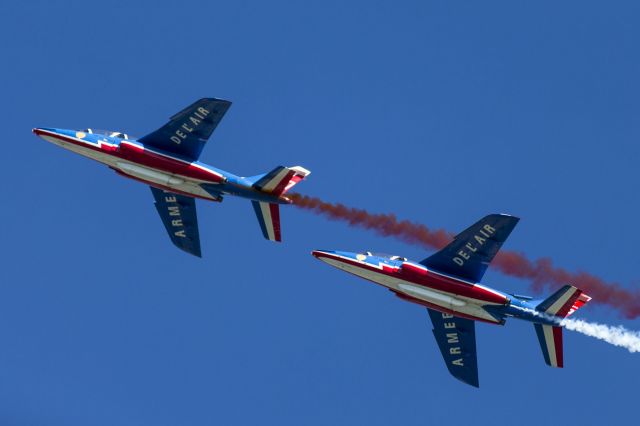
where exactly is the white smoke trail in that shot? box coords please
[511,305,640,353]
[559,318,640,353]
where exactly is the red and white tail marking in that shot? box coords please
[534,285,591,369]
[567,293,592,316]
[256,166,311,197]
[282,166,311,194]
[253,201,282,242]
[541,325,564,368]
[539,285,592,318]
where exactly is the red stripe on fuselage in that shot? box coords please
[407,267,507,305]
[314,252,508,305]
[37,130,224,184]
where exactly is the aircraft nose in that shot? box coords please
[33,127,56,136]
[312,250,360,263]
[311,249,334,258]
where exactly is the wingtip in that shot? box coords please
[288,166,311,177]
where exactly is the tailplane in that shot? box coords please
[533,285,592,368]
[536,284,592,318]
[250,166,311,197]
[248,166,310,242]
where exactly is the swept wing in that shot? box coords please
[420,214,519,282]
[139,98,231,161]
[427,308,479,387]
[150,187,202,257]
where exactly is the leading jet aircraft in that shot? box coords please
[312,214,591,387]
[34,98,310,257]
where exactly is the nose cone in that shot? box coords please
[311,250,361,263]
[33,127,67,138]
[311,250,351,272]
[312,250,373,276]
[33,128,83,146]
[32,127,50,136]
[311,249,335,260]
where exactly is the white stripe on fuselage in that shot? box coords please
[41,132,219,200]
[397,283,466,307]
[319,255,501,323]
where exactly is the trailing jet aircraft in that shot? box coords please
[312,214,591,387]
[34,98,310,257]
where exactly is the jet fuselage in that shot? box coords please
[312,250,562,326]
[33,127,290,205]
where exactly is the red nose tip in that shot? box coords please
[311,250,331,258]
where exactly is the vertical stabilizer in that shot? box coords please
[533,285,591,368]
[252,201,282,242]
[534,324,564,367]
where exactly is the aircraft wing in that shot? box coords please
[420,214,519,283]
[427,308,479,387]
[139,98,231,161]
[150,187,202,257]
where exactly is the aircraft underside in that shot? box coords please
[319,256,503,323]
[39,132,222,200]
[312,212,593,387]
[35,103,312,255]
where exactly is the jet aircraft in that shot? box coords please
[33,98,310,257]
[312,214,591,387]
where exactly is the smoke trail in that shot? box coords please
[560,318,640,353]
[290,193,640,319]
[516,306,640,353]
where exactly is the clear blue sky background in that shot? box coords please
[1,1,639,425]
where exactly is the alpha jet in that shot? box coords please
[312,214,591,387]
[34,98,310,257]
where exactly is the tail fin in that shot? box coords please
[251,166,311,197]
[534,324,564,367]
[533,285,592,368]
[252,201,281,242]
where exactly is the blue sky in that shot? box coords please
[1,1,639,424]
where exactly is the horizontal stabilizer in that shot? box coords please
[252,166,311,197]
[252,201,281,242]
[536,285,592,318]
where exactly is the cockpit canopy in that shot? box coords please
[363,251,407,261]
[82,129,130,139]
[390,255,408,261]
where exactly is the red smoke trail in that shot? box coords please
[290,193,640,319]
